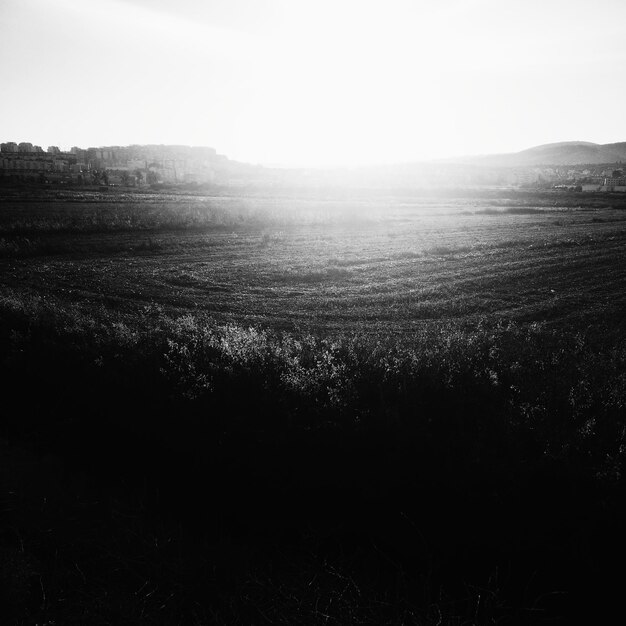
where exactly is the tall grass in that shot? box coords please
[2,293,626,623]
[2,293,624,472]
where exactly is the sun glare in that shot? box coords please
[2,0,626,165]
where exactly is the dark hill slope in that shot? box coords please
[456,141,626,167]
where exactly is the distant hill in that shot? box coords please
[452,141,626,167]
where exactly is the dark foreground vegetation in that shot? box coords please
[3,298,626,624]
[1,189,626,624]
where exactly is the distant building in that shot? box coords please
[0,140,240,186]
[582,184,603,192]
[604,177,626,190]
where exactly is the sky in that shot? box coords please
[1,0,626,167]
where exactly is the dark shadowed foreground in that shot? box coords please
[1,189,626,624]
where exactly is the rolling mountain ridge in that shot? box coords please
[455,141,626,167]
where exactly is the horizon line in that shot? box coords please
[2,138,626,170]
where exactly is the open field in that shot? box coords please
[1,189,626,624]
[2,190,626,330]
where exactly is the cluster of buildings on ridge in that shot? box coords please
[1,141,626,191]
[530,166,626,192]
[0,142,262,187]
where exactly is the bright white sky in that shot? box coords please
[1,0,625,166]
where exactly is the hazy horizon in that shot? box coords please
[4,137,626,170]
[2,0,626,167]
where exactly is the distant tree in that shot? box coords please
[121,171,130,186]
[146,170,159,185]
[134,169,144,185]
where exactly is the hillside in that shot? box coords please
[455,141,626,167]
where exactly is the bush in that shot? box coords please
[2,298,626,622]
